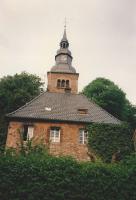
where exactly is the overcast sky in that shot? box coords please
[0,0,136,104]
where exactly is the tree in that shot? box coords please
[82,78,136,129]
[0,72,43,113]
[0,72,44,147]
[123,101,136,130]
[82,78,126,120]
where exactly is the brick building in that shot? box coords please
[6,29,120,161]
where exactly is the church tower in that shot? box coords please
[47,28,79,94]
[6,27,121,161]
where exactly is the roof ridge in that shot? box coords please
[80,94,121,123]
[6,91,47,117]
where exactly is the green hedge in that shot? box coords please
[88,123,134,162]
[0,152,136,200]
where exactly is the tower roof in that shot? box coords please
[51,64,76,73]
[50,28,76,74]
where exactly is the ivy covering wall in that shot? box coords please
[88,123,134,162]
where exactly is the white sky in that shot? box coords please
[0,0,136,104]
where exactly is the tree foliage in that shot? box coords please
[88,123,134,162]
[0,72,43,147]
[82,78,136,129]
[123,101,136,129]
[82,78,126,119]
[0,72,43,113]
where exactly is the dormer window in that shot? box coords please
[77,108,88,114]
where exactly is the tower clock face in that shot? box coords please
[61,55,67,61]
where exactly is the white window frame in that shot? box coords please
[79,129,88,144]
[27,126,34,140]
[50,127,60,143]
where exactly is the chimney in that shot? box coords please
[65,87,71,93]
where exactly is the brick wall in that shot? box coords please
[6,122,22,149]
[47,72,79,94]
[6,121,91,161]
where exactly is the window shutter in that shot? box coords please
[27,126,34,140]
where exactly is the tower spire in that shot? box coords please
[50,24,76,74]
[61,18,68,43]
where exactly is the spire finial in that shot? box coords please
[62,17,67,41]
[64,17,67,31]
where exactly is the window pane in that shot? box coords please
[79,129,88,144]
[66,80,69,88]
[61,80,65,87]
[27,126,34,139]
[55,131,59,137]
[50,130,54,137]
[23,125,28,141]
[50,128,60,143]
[79,130,84,144]
[57,79,61,88]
